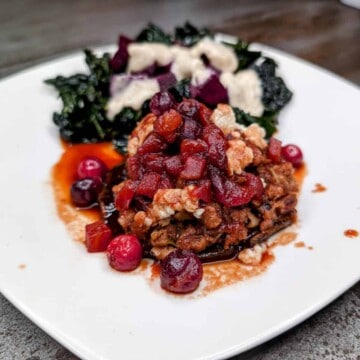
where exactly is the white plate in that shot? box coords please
[0,44,359,360]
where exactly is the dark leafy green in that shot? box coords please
[45,50,145,150]
[232,107,278,138]
[174,21,211,46]
[254,58,293,112]
[224,40,261,71]
[168,79,192,102]
[45,50,112,143]
[135,23,172,44]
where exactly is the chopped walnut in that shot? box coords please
[127,113,157,156]
[226,139,254,175]
[240,123,267,150]
[210,104,241,135]
[151,185,199,220]
[150,246,176,260]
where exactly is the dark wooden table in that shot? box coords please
[0,1,359,359]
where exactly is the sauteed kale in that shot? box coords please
[45,22,292,152]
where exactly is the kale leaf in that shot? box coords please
[232,107,278,138]
[45,50,113,143]
[224,40,262,71]
[174,21,211,46]
[135,23,172,44]
[254,58,293,112]
[168,79,192,102]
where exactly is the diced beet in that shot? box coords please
[156,73,177,92]
[209,166,254,207]
[244,172,264,200]
[136,172,161,198]
[164,155,183,177]
[137,133,168,155]
[154,109,183,143]
[110,35,132,73]
[268,137,282,162]
[126,155,143,180]
[142,153,168,174]
[177,99,200,120]
[85,220,113,253]
[149,91,176,116]
[180,156,206,180]
[193,73,229,107]
[190,180,212,202]
[180,119,202,139]
[198,103,212,125]
[159,174,174,189]
[180,139,208,158]
[115,180,137,211]
[202,124,228,170]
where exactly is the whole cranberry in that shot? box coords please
[281,144,303,167]
[150,91,176,116]
[107,235,143,271]
[77,156,108,180]
[70,177,102,208]
[160,249,203,294]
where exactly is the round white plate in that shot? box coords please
[0,44,359,360]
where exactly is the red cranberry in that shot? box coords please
[180,119,201,139]
[177,99,199,120]
[281,144,303,167]
[70,177,102,208]
[160,249,203,294]
[77,156,108,180]
[150,91,176,116]
[107,234,143,271]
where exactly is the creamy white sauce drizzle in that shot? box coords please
[107,79,160,120]
[220,70,264,117]
[107,37,264,118]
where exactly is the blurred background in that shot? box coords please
[0,1,359,359]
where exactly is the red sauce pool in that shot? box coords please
[52,142,123,241]
[344,229,359,238]
[312,183,327,193]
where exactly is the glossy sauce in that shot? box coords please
[294,241,305,248]
[344,229,359,238]
[312,183,327,193]
[52,142,123,241]
[294,163,307,190]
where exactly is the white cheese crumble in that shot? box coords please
[238,243,267,265]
